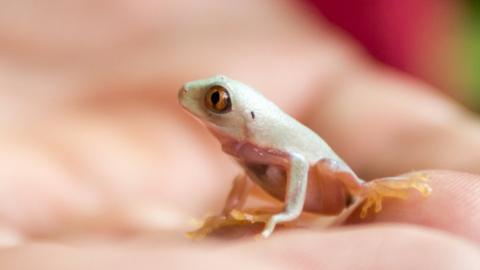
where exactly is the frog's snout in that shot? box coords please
[178,86,188,100]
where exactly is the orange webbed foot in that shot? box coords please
[186,208,275,239]
[229,209,272,223]
[360,172,432,218]
[186,213,250,240]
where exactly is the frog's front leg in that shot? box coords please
[222,174,251,215]
[231,154,309,238]
[187,174,253,239]
[261,153,309,238]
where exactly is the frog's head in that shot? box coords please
[178,75,270,140]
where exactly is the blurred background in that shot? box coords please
[1,0,479,110]
[311,0,480,110]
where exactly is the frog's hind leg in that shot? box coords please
[360,173,431,218]
[314,159,432,219]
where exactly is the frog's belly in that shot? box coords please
[244,162,351,215]
[244,163,287,200]
[225,140,351,215]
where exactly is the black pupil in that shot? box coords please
[211,91,220,105]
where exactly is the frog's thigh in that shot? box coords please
[314,158,365,192]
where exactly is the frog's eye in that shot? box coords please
[205,85,232,113]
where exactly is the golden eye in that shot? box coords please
[205,85,231,113]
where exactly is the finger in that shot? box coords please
[347,170,480,244]
[0,225,478,270]
[305,67,480,179]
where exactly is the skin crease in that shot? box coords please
[0,0,479,269]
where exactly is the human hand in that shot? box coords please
[0,0,479,269]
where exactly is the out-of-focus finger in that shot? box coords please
[305,68,480,178]
[0,225,478,270]
[347,170,480,244]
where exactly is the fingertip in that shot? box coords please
[346,170,480,243]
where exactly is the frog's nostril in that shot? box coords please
[178,87,188,99]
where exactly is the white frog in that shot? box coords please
[178,75,431,238]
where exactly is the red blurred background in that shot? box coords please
[309,0,480,110]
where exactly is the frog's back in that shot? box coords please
[244,100,341,164]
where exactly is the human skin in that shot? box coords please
[0,0,479,269]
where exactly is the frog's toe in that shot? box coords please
[186,214,246,240]
[230,209,270,223]
[359,173,432,218]
[185,216,223,240]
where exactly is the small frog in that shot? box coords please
[178,75,431,239]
